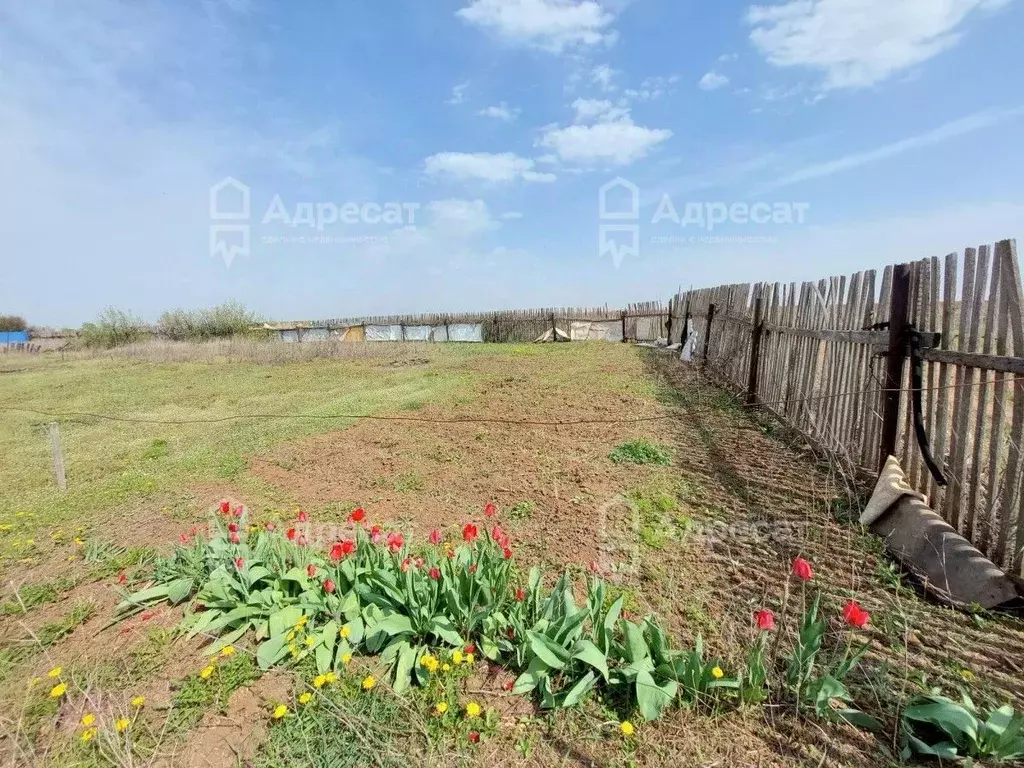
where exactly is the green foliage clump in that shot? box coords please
[609,440,671,466]
[901,692,1024,762]
[157,300,261,341]
[81,307,148,348]
[0,314,27,332]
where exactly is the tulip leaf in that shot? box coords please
[527,630,569,669]
[636,670,676,721]
[572,639,610,681]
[561,671,597,708]
[256,634,291,670]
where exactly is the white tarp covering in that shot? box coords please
[301,327,330,342]
[402,325,432,341]
[365,324,403,341]
[431,325,450,342]
[570,320,623,342]
[279,329,300,343]
[447,323,484,342]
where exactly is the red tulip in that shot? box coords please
[233,505,244,519]
[490,524,507,545]
[502,679,514,691]
[588,561,601,575]
[296,510,308,523]
[468,731,480,744]
[229,532,240,544]
[307,564,317,578]
[484,503,496,518]
[515,587,525,601]
[386,532,404,553]
[189,527,198,537]
[118,571,127,585]
[463,524,478,543]
[179,533,189,544]
[429,567,441,580]
[286,528,297,541]
[792,557,814,582]
[429,529,441,545]
[228,523,239,533]
[465,643,476,654]
[297,534,308,547]
[507,626,516,639]
[348,508,365,523]
[323,578,336,594]
[401,558,412,573]
[843,600,870,628]
[370,525,383,544]
[754,609,776,631]
[468,564,477,574]
[265,522,276,532]
[234,557,245,569]
[503,547,513,560]
[220,500,230,514]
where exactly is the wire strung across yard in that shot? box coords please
[0,373,1020,428]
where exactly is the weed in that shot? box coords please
[609,439,671,466]
[166,654,261,734]
[394,472,425,492]
[141,438,169,460]
[509,500,535,521]
[0,576,76,615]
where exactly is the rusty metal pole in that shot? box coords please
[878,263,912,471]
[746,297,764,404]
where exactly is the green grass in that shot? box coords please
[0,576,76,615]
[508,500,535,521]
[166,654,262,734]
[609,439,672,466]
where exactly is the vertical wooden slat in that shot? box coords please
[962,246,991,540]
[948,247,979,531]
[931,253,958,520]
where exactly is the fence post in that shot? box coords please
[48,422,67,491]
[620,312,627,343]
[701,303,716,368]
[878,263,912,471]
[746,296,764,404]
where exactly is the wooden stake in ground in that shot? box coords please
[47,422,67,490]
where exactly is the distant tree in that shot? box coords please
[0,315,27,332]
[157,301,261,341]
[81,307,149,348]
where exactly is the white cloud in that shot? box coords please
[719,52,739,62]
[477,102,521,120]
[754,106,1024,193]
[538,114,673,165]
[746,0,1012,90]
[699,71,730,90]
[427,198,499,236]
[570,97,628,123]
[456,0,617,52]
[424,151,557,183]
[591,64,617,91]
[501,211,524,219]
[446,81,470,105]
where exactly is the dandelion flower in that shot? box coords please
[304,637,315,648]
[115,718,130,733]
[620,721,634,736]
[362,675,376,691]
[341,652,353,665]
[220,646,236,657]
[50,683,67,698]
[298,692,313,705]
[131,696,145,708]
[442,663,451,672]
[81,714,96,727]
[324,672,338,684]
[47,666,62,678]
[313,675,327,689]
[272,704,288,720]
[287,631,296,642]
[340,626,351,639]
[466,653,475,665]
[711,666,724,679]
[296,616,308,629]
[465,701,481,718]
[960,669,975,682]
[435,702,449,714]
[81,727,97,743]
[452,650,464,665]
[200,665,215,680]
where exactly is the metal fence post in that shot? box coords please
[878,263,912,471]
[746,296,764,404]
[701,303,716,368]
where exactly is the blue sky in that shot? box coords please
[2,0,1023,327]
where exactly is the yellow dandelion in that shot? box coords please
[435,702,449,715]
[74,537,84,546]
[711,666,724,680]
[272,704,288,720]
[620,720,635,736]
[466,653,475,665]
[419,654,434,668]
[324,672,338,684]
[115,718,130,733]
[341,652,352,665]
[200,665,215,680]
[362,675,376,691]
[452,650,464,665]
[131,696,145,708]
[50,683,67,698]
[287,631,296,641]
[313,675,327,689]
[340,626,351,639]
[81,713,96,727]
[298,692,313,705]
[47,666,62,678]
[960,669,975,681]
[465,701,482,718]
[220,645,236,657]
[442,663,451,672]
[81,727,98,743]
[296,616,308,629]
[304,637,315,648]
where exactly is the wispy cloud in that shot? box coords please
[753,106,1024,193]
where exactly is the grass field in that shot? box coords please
[1,343,1022,767]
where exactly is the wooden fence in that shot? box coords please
[669,239,1024,576]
